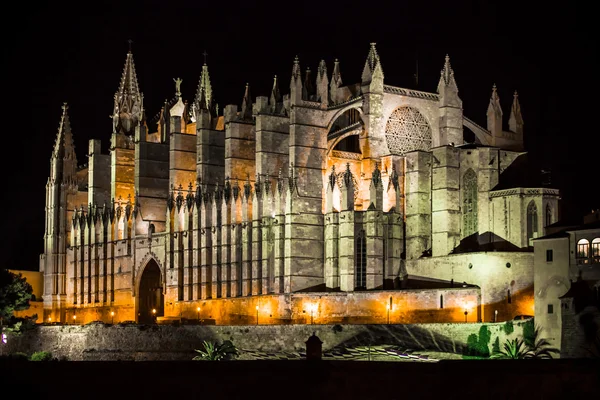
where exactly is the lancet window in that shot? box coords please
[462,169,478,238]
[527,201,538,246]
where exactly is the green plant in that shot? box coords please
[492,336,501,353]
[464,325,491,357]
[523,326,559,359]
[0,269,34,334]
[503,320,514,335]
[193,340,239,361]
[30,351,54,361]
[522,319,535,347]
[491,337,528,359]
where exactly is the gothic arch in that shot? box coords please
[527,201,538,245]
[384,106,432,155]
[545,203,553,227]
[136,254,165,324]
[327,106,365,154]
[135,251,165,296]
[326,103,364,134]
[462,168,478,237]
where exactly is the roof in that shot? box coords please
[535,219,600,241]
[492,153,554,191]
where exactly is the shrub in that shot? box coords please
[193,340,239,361]
[492,337,501,353]
[332,324,343,333]
[30,351,54,361]
[464,325,491,357]
[503,321,514,335]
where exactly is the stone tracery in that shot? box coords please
[385,106,432,155]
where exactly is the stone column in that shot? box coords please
[431,146,461,257]
[241,185,253,296]
[251,178,263,295]
[200,196,212,299]
[211,190,222,298]
[405,151,432,260]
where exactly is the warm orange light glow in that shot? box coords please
[463,301,475,311]
[255,305,259,311]
[152,309,156,314]
[48,317,52,322]
[111,311,115,316]
[73,315,76,320]
[197,307,200,312]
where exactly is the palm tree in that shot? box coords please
[524,326,559,359]
[193,340,239,361]
[491,337,528,359]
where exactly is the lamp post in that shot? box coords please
[48,317,52,323]
[464,309,468,323]
[310,305,314,325]
[110,311,115,324]
[152,308,157,323]
[72,314,77,324]
[255,305,259,325]
[197,307,201,322]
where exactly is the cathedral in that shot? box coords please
[40,43,560,325]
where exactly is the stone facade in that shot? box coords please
[40,43,560,325]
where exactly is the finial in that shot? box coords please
[128,39,133,53]
[514,90,518,97]
[370,42,376,47]
[203,50,208,65]
[445,54,450,62]
[62,102,68,112]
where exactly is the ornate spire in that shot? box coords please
[317,60,327,82]
[487,84,503,117]
[291,56,301,81]
[331,59,342,87]
[437,54,458,93]
[241,83,253,120]
[371,163,381,187]
[509,90,524,133]
[361,43,383,84]
[112,48,142,134]
[328,165,337,190]
[53,102,75,159]
[303,67,314,100]
[270,75,281,112]
[343,163,353,187]
[194,61,213,111]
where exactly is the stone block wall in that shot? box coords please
[3,320,527,361]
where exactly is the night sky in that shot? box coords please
[2,1,597,271]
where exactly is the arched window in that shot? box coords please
[527,201,538,246]
[355,229,367,290]
[592,238,600,258]
[577,239,590,258]
[462,169,478,237]
[545,204,552,227]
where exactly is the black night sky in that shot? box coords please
[2,0,597,271]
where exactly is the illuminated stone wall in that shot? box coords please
[407,251,534,322]
[3,321,528,361]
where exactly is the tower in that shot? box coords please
[437,55,463,147]
[487,84,503,145]
[41,103,78,322]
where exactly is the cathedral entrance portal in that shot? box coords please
[138,259,164,324]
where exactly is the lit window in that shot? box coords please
[546,249,553,262]
[592,238,600,257]
[548,304,554,314]
[577,239,590,258]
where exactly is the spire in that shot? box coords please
[290,56,303,105]
[361,43,383,84]
[487,83,503,137]
[303,67,314,100]
[112,47,142,134]
[194,62,213,111]
[270,75,282,113]
[53,102,75,160]
[316,60,329,105]
[509,90,524,134]
[241,83,253,120]
[291,56,301,81]
[437,54,458,93]
[331,59,342,87]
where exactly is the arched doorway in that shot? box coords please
[138,259,164,324]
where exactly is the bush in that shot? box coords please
[503,321,514,335]
[464,325,491,357]
[30,351,54,361]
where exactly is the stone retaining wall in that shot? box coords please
[3,320,527,361]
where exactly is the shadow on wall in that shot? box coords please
[452,232,525,254]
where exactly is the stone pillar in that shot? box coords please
[261,178,274,293]
[241,183,253,296]
[230,192,243,297]
[405,151,432,260]
[365,208,384,289]
[338,166,356,292]
[192,194,202,300]
[431,146,461,257]
[200,196,212,299]
[221,186,232,298]
[211,190,222,298]
[273,181,286,294]
[251,178,263,295]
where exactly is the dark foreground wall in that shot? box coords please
[1,359,598,400]
[3,321,527,361]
